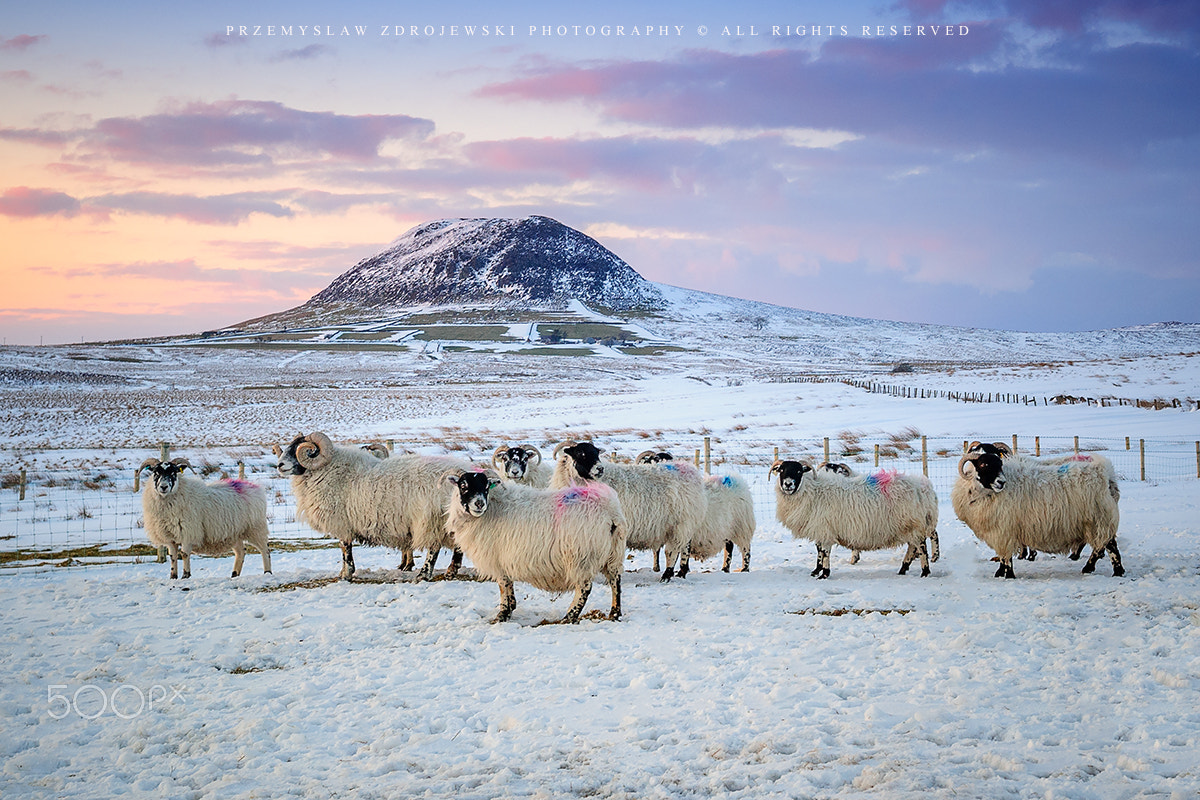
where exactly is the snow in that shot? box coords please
[1,330,1200,798]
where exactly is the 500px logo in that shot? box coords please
[47,684,185,720]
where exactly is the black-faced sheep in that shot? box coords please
[274,433,471,581]
[444,469,627,624]
[139,457,271,579]
[551,441,706,582]
[770,460,937,579]
[952,450,1124,579]
[492,444,553,487]
[818,462,941,565]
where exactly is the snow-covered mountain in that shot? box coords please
[303,216,662,312]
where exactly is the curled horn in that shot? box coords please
[442,467,468,485]
[769,459,784,476]
[523,445,542,465]
[170,457,192,472]
[553,440,578,461]
[138,457,161,473]
[992,441,1012,456]
[958,453,979,478]
[492,445,510,469]
[635,450,660,465]
[967,441,983,453]
[362,442,390,459]
[296,432,334,470]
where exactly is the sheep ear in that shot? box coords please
[444,470,463,485]
[488,479,501,490]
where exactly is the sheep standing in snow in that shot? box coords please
[691,473,756,574]
[444,469,627,624]
[274,433,471,580]
[770,460,937,579]
[139,457,271,579]
[952,449,1123,579]
[492,444,553,487]
[818,462,941,565]
[552,441,706,582]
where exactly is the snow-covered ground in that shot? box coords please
[2,336,1199,798]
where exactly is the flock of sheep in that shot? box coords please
[137,434,1126,623]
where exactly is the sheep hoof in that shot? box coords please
[491,612,512,624]
[898,563,911,575]
[920,565,931,577]
[659,567,675,583]
[993,564,1007,578]
[815,569,830,580]
[1112,565,1125,577]
[231,570,240,578]
[1081,562,1096,574]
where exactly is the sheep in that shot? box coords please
[551,441,707,582]
[952,449,1124,579]
[273,432,472,581]
[770,460,937,579]
[443,468,627,624]
[690,473,756,574]
[492,444,553,487]
[817,462,941,565]
[139,457,271,579]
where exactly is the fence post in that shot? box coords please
[875,443,880,468]
[238,461,245,480]
[823,437,830,465]
[1195,441,1199,479]
[921,436,928,477]
[773,446,778,463]
[694,449,700,468]
[1012,434,1018,456]
[18,469,26,501]
[704,436,711,475]
[1074,436,1079,455]
[1035,436,1041,457]
[133,467,140,493]
[1140,439,1146,482]
[387,439,394,453]
[1126,436,1131,450]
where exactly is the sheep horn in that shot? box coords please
[993,442,1012,456]
[170,457,192,472]
[271,444,283,457]
[769,459,783,476]
[635,450,659,464]
[138,458,161,473]
[958,453,978,478]
[362,442,389,459]
[492,445,510,468]
[297,432,334,470]
[553,440,578,461]
[523,445,542,465]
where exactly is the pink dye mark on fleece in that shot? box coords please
[554,483,614,523]
[865,469,899,496]
[221,479,258,494]
[1068,454,1093,462]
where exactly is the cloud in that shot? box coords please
[271,44,331,62]
[0,187,80,218]
[88,191,294,225]
[1,34,46,51]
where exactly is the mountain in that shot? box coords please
[302,216,663,313]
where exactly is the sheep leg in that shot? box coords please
[653,549,661,572]
[1068,542,1086,561]
[399,549,415,571]
[180,546,192,580]
[606,565,622,621]
[1105,539,1125,577]
[722,541,733,572]
[259,543,272,574]
[899,543,916,575]
[929,531,941,563]
[339,540,356,581]
[813,544,831,580]
[492,577,516,623]
[918,540,930,577]
[994,556,1015,579]
[659,548,677,583]
[740,546,751,572]
[231,540,246,578]
[167,542,180,580]
[418,549,441,581]
[444,548,463,579]
[562,582,593,624]
[678,551,691,579]
[1081,545,1101,574]
[850,550,861,565]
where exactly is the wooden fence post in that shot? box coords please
[694,449,700,468]
[1195,441,1199,479]
[1012,434,1018,456]
[1140,439,1146,482]
[704,436,711,475]
[238,461,245,480]
[387,439,395,453]
[823,437,830,465]
[1074,436,1080,455]
[1035,436,1041,457]
[18,469,26,501]
[921,436,928,477]
[773,446,779,463]
[875,443,880,468]
[1126,436,1131,450]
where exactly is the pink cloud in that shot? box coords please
[1,34,46,51]
[0,186,80,218]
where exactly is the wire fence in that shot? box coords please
[3,435,1199,565]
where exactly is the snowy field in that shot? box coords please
[2,339,1200,799]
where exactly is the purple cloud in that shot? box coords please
[0,187,80,218]
[1,34,46,51]
[271,44,331,62]
[89,191,294,225]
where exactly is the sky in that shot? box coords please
[1,0,1198,344]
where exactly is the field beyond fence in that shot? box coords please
[3,435,1198,568]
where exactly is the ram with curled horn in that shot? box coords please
[274,431,473,580]
[491,443,553,488]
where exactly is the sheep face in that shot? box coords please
[447,470,500,517]
[819,462,853,477]
[635,451,674,465]
[960,452,1007,492]
[560,442,605,480]
[274,435,309,476]
[146,462,187,496]
[770,460,812,494]
[495,447,536,481]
